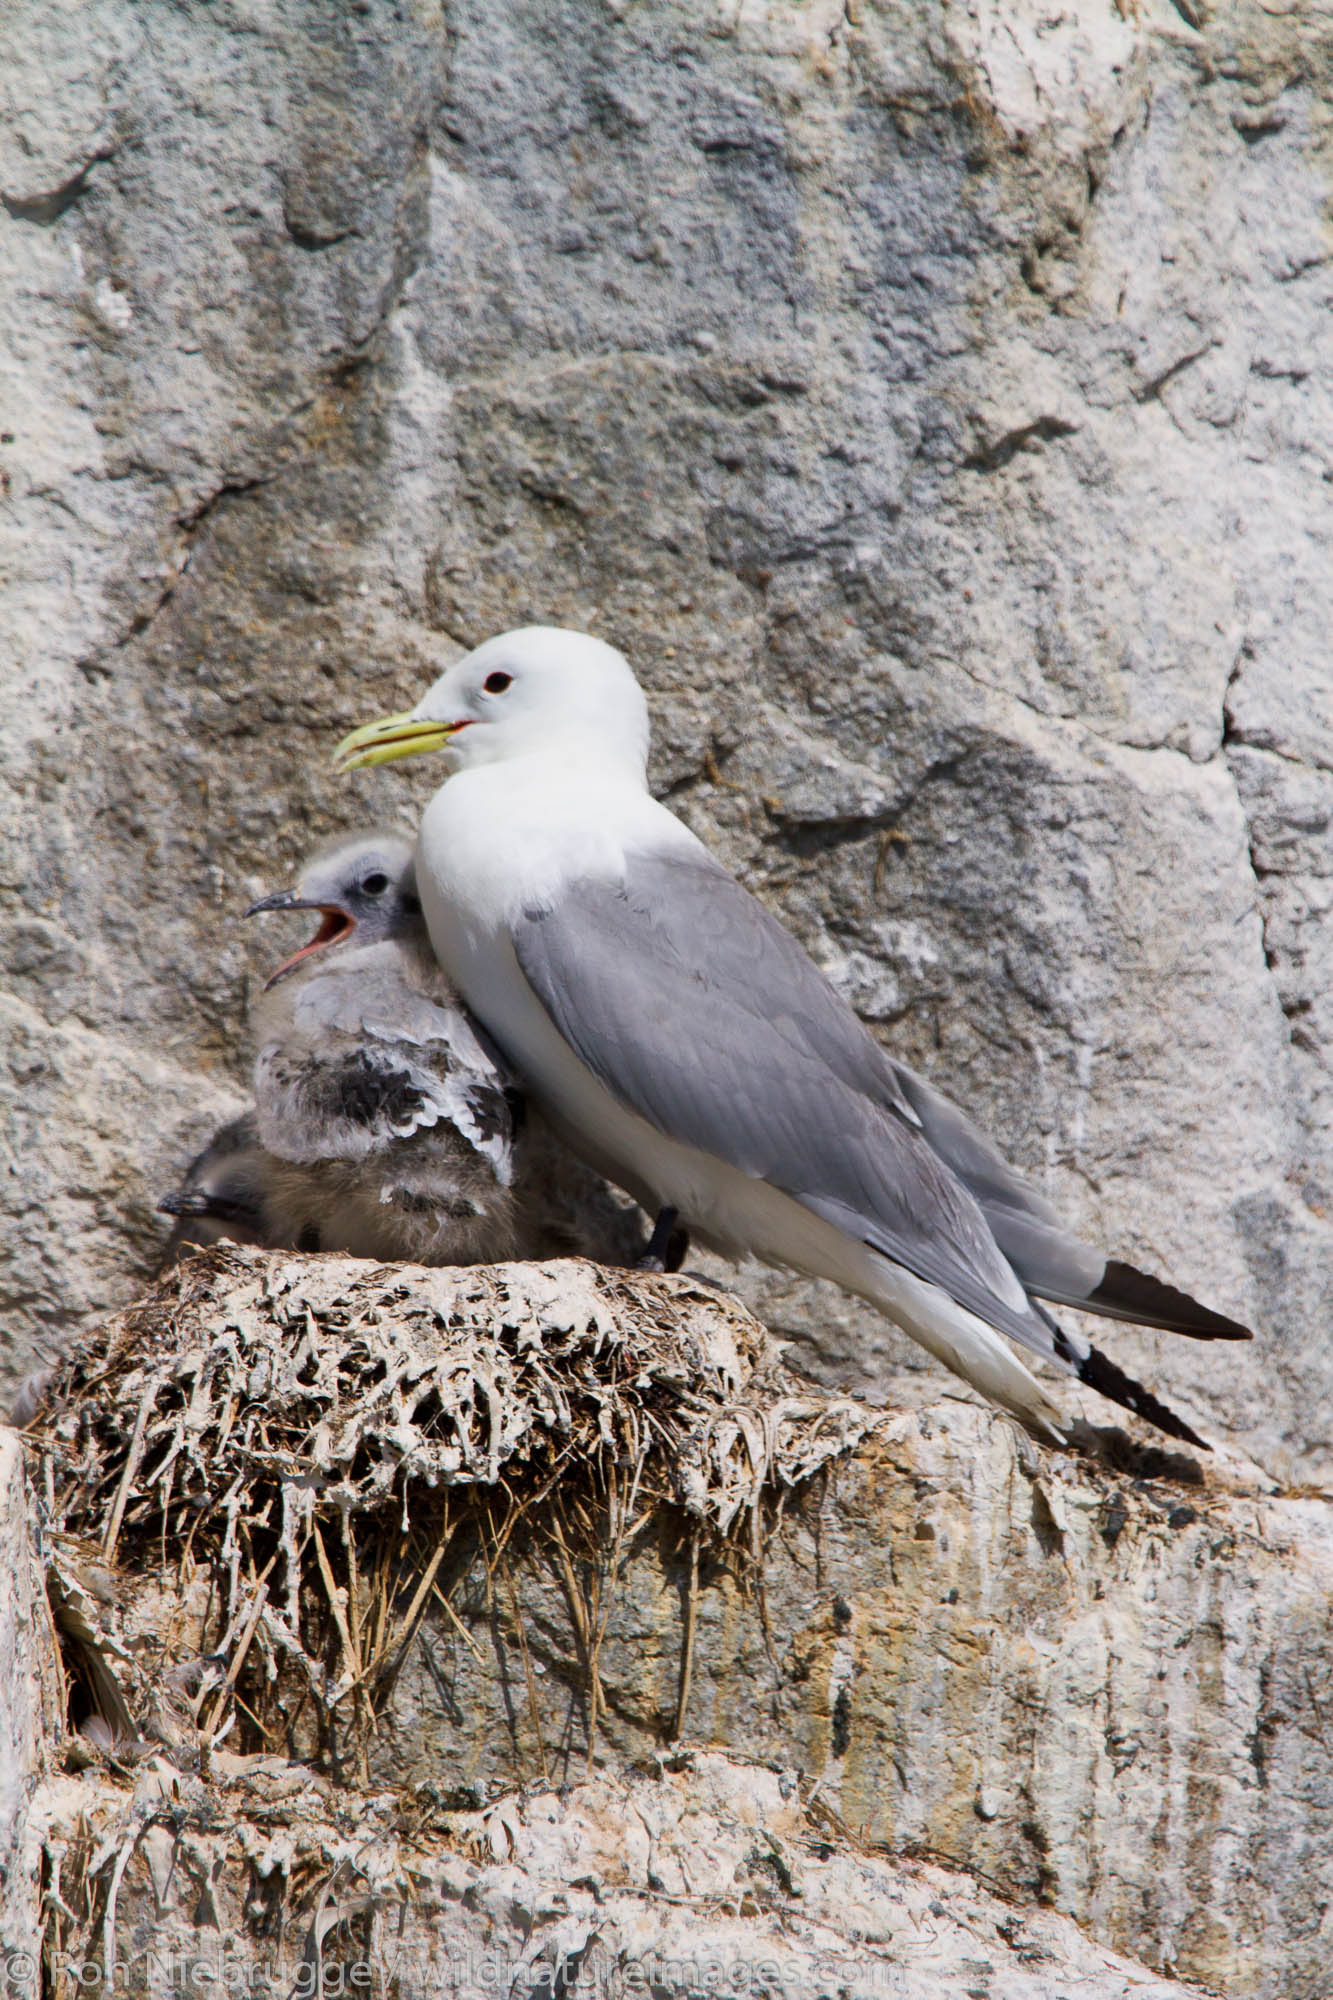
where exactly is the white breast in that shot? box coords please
[414,756,746,1231]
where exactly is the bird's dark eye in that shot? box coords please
[362,872,389,895]
[483,671,513,694]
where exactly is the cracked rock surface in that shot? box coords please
[3,0,1333,1483]
[17,1751,1215,2000]
[7,1254,1333,1996]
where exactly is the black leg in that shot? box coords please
[663,1219,690,1273]
[637,1205,688,1273]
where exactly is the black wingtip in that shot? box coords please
[1090,1259,1253,1342]
[1077,1343,1210,1452]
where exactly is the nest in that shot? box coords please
[27,1245,887,1778]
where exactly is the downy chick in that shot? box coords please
[246,832,520,1262]
[157,1111,271,1260]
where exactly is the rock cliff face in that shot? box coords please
[7,1251,1332,1998]
[3,0,1331,1477]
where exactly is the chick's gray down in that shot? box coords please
[237,830,644,1265]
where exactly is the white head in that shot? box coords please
[335,627,650,783]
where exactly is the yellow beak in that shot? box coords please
[333,712,458,771]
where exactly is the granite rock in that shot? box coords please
[2,0,1332,1478]
[7,1249,1333,1996]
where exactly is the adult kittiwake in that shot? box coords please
[335,629,1251,1444]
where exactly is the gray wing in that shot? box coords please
[884,1066,1101,1299]
[258,969,514,1183]
[888,1064,1251,1340]
[512,849,1058,1358]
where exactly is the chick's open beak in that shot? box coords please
[333,712,461,771]
[244,893,356,988]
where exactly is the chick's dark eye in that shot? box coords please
[483,671,513,694]
[361,873,389,896]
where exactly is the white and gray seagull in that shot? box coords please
[335,628,1251,1445]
